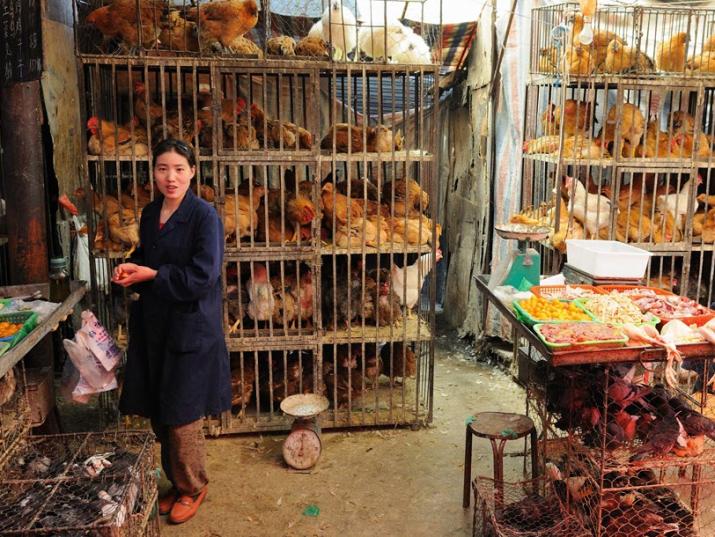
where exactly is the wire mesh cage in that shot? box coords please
[471,476,591,537]
[0,431,158,536]
[530,3,715,80]
[0,365,31,471]
[73,1,442,66]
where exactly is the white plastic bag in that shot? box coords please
[60,347,117,404]
[72,215,91,283]
[63,337,116,390]
[79,310,122,372]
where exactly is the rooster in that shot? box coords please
[185,0,259,53]
[390,250,443,317]
[85,0,163,52]
[246,264,274,322]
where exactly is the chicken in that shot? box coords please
[668,111,712,158]
[597,103,645,158]
[85,0,163,52]
[557,135,607,160]
[107,211,139,257]
[368,268,401,326]
[221,122,260,150]
[290,270,314,327]
[655,32,688,72]
[224,185,266,241]
[87,117,149,157]
[358,19,413,61]
[549,198,585,252]
[324,267,377,328]
[652,211,683,244]
[381,342,416,380]
[667,397,715,440]
[159,10,199,52]
[635,120,679,158]
[256,185,316,243]
[392,31,432,65]
[613,208,652,243]
[563,175,613,237]
[541,99,593,137]
[132,81,163,127]
[267,36,296,56]
[603,39,654,74]
[336,178,380,202]
[323,356,362,407]
[523,135,560,154]
[318,1,357,61]
[151,115,202,147]
[382,178,429,212]
[559,44,594,76]
[391,250,443,316]
[246,263,274,322]
[226,36,263,57]
[269,273,298,327]
[230,361,256,407]
[321,182,363,225]
[295,36,330,58]
[334,215,390,249]
[321,124,404,153]
[656,175,701,231]
[185,0,259,53]
[386,215,440,246]
[250,103,312,150]
[537,47,558,72]
[603,508,680,536]
[686,50,715,73]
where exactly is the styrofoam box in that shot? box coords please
[565,240,652,279]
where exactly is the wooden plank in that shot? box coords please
[0,282,87,378]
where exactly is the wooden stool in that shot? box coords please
[462,412,537,508]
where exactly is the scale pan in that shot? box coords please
[280,393,330,418]
[495,223,550,241]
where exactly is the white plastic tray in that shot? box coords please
[565,240,651,279]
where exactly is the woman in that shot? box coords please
[113,138,231,524]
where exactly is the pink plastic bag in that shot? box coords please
[78,310,122,371]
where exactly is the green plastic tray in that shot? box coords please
[0,310,38,350]
[512,299,596,326]
[533,322,628,351]
[572,298,659,327]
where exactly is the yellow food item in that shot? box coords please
[517,297,591,321]
[0,322,22,339]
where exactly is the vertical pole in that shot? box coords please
[0,80,48,284]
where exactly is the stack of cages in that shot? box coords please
[520,3,715,305]
[72,0,441,433]
[0,431,159,536]
[511,3,715,535]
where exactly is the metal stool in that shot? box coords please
[462,412,537,508]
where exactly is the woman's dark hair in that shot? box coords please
[153,138,196,168]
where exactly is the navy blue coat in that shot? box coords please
[118,189,231,426]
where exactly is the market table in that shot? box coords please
[473,275,715,366]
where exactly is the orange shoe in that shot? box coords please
[158,487,178,516]
[169,486,208,524]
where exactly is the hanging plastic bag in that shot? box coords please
[78,310,122,372]
[63,337,116,390]
[71,215,91,283]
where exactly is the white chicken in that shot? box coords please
[358,18,413,61]
[656,175,702,231]
[563,176,613,237]
[318,0,357,60]
[391,249,443,317]
[246,263,275,322]
[392,31,432,65]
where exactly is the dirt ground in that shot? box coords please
[158,331,527,537]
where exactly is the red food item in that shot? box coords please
[633,296,711,319]
[539,322,624,344]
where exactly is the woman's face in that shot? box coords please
[153,150,195,201]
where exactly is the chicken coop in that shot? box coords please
[70,0,442,433]
[498,3,715,536]
[515,2,715,305]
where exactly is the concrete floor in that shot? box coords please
[158,331,527,537]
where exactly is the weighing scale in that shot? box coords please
[491,224,551,290]
[280,394,330,470]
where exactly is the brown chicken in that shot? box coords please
[603,39,654,74]
[670,111,712,158]
[336,178,380,202]
[386,214,440,246]
[224,186,266,240]
[151,115,202,147]
[537,47,558,72]
[559,44,594,76]
[321,182,363,225]
[368,268,401,327]
[295,36,330,58]
[226,36,263,57]
[652,211,683,243]
[107,211,140,256]
[256,186,316,243]
[541,99,593,137]
[132,81,163,127]
[250,104,312,150]
[185,0,259,52]
[267,36,296,56]
[333,215,390,249]
[655,32,688,72]
[523,135,560,154]
[557,135,607,159]
[634,120,678,158]
[597,103,645,158]
[85,0,163,51]
[269,273,298,327]
[87,117,149,157]
[159,10,199,52]
[381,342,416,380]
[382,178,429,212]
[230,360,256,407]
[321,124,404,153]
[686,50,715,73]
[549,198,585,252]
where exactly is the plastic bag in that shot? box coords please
[72,215,91,283]
[59,357,115,404]
[79,310,122,372]
[63,337,116,390]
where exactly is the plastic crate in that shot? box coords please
[533,322,628,351]
[530,284,605,300]
[513,299,596,326]
[598,285,676,298]
[0,311,38,349]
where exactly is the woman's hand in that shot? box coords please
[112,263,158,287]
